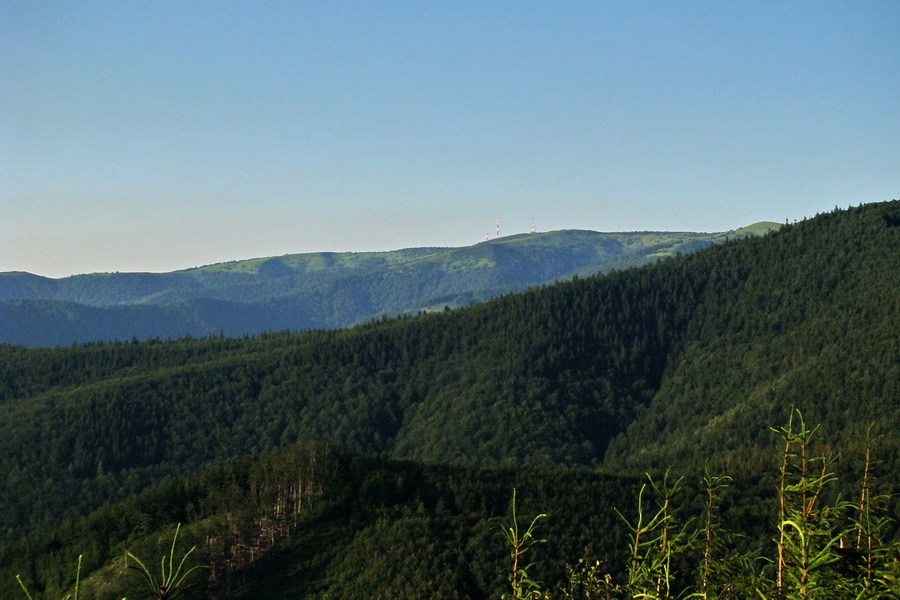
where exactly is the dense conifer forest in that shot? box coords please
[1,201,898,598]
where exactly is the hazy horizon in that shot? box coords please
[5,220,790,279]
[4,2,899,278]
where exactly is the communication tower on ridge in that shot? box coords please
[496,218,500,238]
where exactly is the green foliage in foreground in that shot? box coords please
[16,525,205,600]
[16,555,84,600]
[124,524,205,600]
[498,489,549,600]
[3,441,636,600]
[7,415,900,599]
[502,412,900,600]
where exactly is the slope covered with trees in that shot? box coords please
[1,442,641,600]
[4,416,897,599]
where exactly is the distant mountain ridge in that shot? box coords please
[0,224,778,346]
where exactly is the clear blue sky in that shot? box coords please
[3,1,898,277]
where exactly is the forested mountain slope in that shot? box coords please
[0,227,773,347]
[2,421,894,600]
[0,202,896,549]
[605,204,900,476]
[0,442,641,600]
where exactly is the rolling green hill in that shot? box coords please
[0,226,777,347]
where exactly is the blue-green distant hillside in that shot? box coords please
[0,225,776,346]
